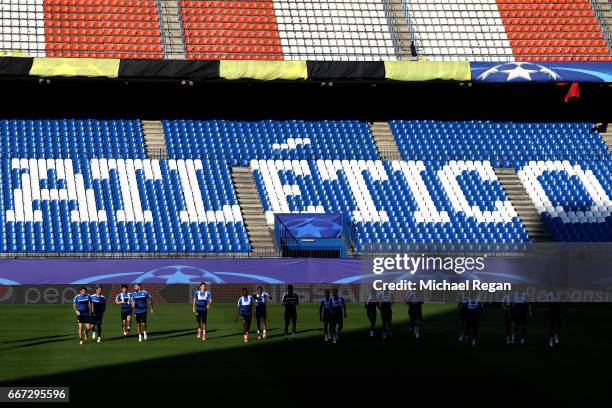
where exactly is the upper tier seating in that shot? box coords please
[406,0,515,61]
[390,120,611,241]
[44,0,163,58]
[498,0,611,62]
[406,0,612,61]
[181,0,398,60]
[181,0,284,60]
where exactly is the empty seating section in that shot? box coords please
[519,160,611,241]
[0,119,250,253]
[390,120,611,241]
[0,118,609,253]
[1,0,611,61]
[181,1,283,60]
[272,0,397,60]
[390,121,609,167]
[253,158,528,247]
[44,0,163,58]
[181,0,398,60]
[498,0,612,61]
[0,0,46,57]
[406,0,515,61]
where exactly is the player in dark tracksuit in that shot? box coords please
[502,295,512,344]
[253,286,271,339]
[458,299,468,342]
[405,292,423,341]
[330,288,347,340]
[320,289,335,343]
[548,292,562,347]
[90,285,106,343]
[510,292,531,345]
[282,285,299,340]
[463,299,484,347]
[378,290,394,339]
[365,288,378,338]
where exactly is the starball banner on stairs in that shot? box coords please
[471,62,612,83]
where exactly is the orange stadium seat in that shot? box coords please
[44,0,163,59]
[499,0,611,61]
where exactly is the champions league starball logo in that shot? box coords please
[477,62,562,82]
[132,266,226,284]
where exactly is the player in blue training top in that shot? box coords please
[192,282,212,341]
[253,286,271,339]
[115,284,133,337]
[236,288,254,343]
[131,283,154,342]
[319,289,335,343]
[73,287,92,345]
[90,285,107,343]
[330,288,347,341]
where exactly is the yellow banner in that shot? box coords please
[220,60,307,80]
[30,58,120,78]
[384,61,471,81]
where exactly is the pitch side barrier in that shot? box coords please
[0,243,610,302]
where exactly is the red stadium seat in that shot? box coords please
[500,0,612,62]
[44,0,163,59]
[180,0,283,60]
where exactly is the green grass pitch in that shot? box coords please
[1,303,610,401]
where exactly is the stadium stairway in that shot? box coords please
[596,1,612,52]
[231,167,275,255]
[141,120,169,158]
[599,124,612,152]
[387,0,418,59]
[494,168,553,242]
[369,122,402,160]
[159,0,187,59]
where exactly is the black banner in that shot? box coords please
[307,61,385,80]
[0,57,33,76]
[118,59,220,79]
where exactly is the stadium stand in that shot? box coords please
[0,118,608,254]
[404,0,515,61]
[390,120,611,242]
[180,0,398,60]
[45,0,164,58]
[0,0,610,61]
[0,119,249,253]
[404,0,612,61]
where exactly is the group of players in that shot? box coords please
[72,283,153,344]
[72,284,562,348]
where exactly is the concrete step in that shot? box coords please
[231,167,275,254]
[386,0,417,59]
[495,168,553,242]
[159,0,186,59]
[369,122,402,160]
[141,120,168,159]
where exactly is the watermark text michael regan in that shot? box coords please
[372,279,511,293]
[372,254,486,275]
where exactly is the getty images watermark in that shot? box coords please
[369,254,512,293]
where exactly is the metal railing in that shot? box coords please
[590,0,612,56]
